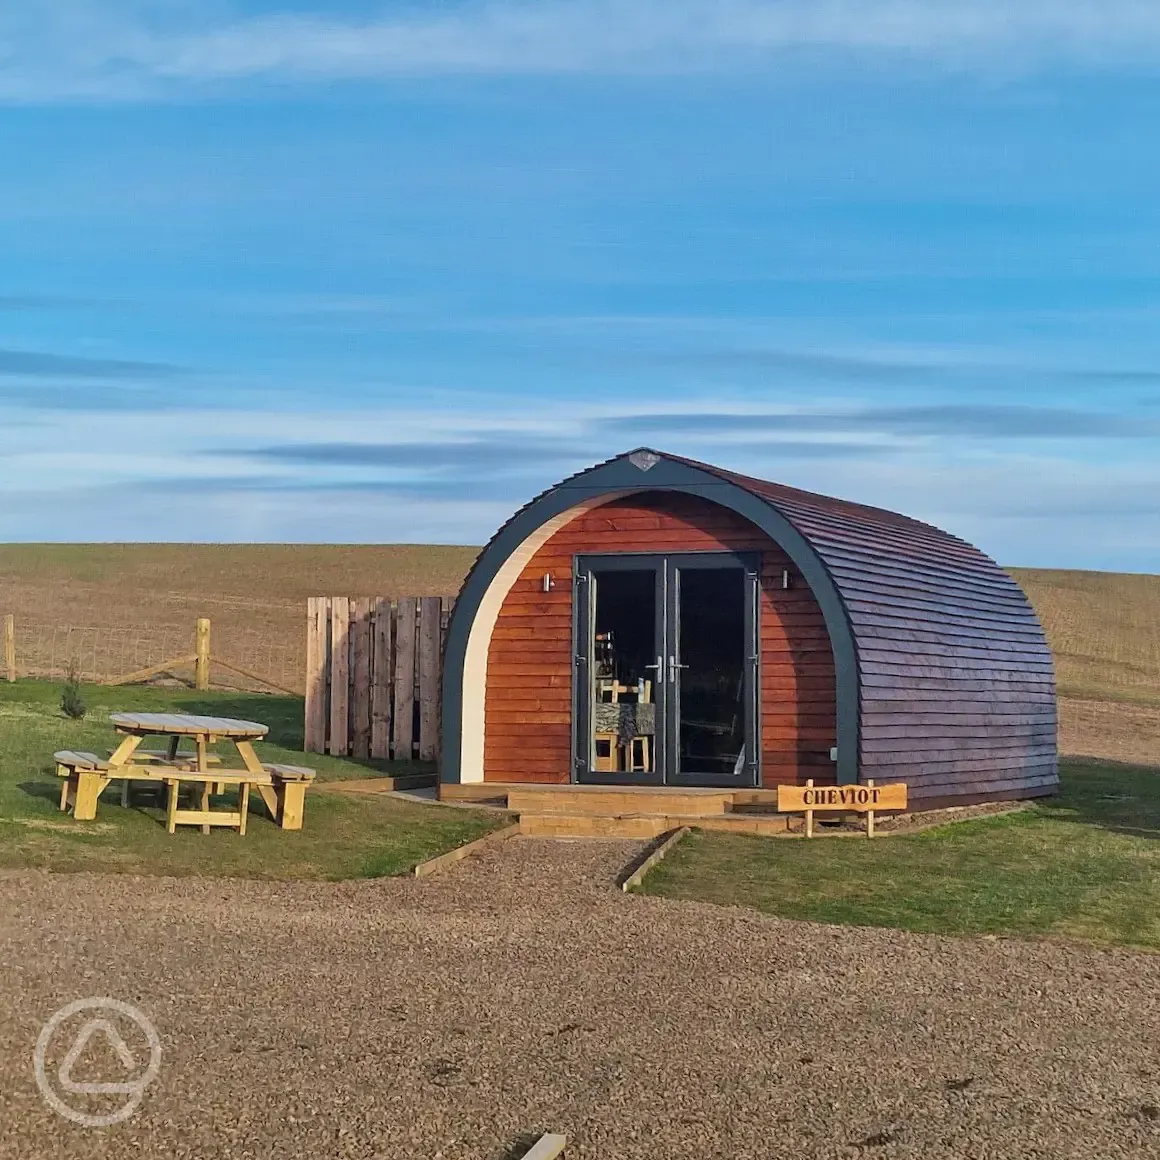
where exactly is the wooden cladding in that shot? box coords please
[304,595,450,760]
[483,491,838,787]
[696,458,1059,804]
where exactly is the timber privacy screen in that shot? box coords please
[304,596,452,760]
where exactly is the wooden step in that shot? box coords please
[518,812,792,839]
[440,782,528,804]
[519,813,675,839]
[507,785,736,818]
[319,772,437,795]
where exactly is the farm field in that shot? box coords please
[0,544,476,693]
[0,681,506,880]
[0,545,1158,761]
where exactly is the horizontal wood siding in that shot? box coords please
[699,461,1058,807]
[484,492,837,785]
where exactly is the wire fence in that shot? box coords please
[4,619,304,695]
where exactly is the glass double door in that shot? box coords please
[574,552,759,787]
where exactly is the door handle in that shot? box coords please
[668,654,689,682]
[644,655,665,679]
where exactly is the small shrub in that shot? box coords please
[60,662,86,720]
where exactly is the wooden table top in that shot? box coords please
[109,712,269,739]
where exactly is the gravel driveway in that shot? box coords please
[2,838,1159,1159]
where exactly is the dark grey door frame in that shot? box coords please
[663,551,760,789]
[573,553,667,786]
[572,550,759,788]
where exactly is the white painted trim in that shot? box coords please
[458,493,626,783]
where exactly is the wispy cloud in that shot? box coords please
[9,1,1160,100]
[599,404,1160,440]
[0,347,178,379]
[247,438,586,472]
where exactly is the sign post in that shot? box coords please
[777,778,907,838]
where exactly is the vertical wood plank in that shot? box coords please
[436,595,452,768]
[393,596,417,761]
[303,597,328,752]
[417,596,442,761]
[370,597,393,760]
[329,596,351,756]
[3,614,14,683]
[350,597,373,760]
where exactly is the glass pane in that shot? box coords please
[590,569,657,776]
[676,567,746,777]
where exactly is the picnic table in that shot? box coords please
[55,713,315,834]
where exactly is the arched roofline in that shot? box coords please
[440,451,860,786]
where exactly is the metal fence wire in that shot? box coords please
[5,620,304,694]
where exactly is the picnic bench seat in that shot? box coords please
[263,763,316,781]
[55,748,225,810]
[54,748,316,833]
[54,750,107,771]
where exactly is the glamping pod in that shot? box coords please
[439,449,1057,810]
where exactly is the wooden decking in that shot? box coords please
[440,782,793,838]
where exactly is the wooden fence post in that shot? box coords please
[394,597,417,761]
[350,597,373,760]
[195,618,211,690]
[417,597,442,761]
[329,597,351,756]
[304,597,328,753]
[370,598,393,760]
[4,614,14,683]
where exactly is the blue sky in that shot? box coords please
[2,2,1160,570]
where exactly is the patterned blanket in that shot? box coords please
[593,702,656,742]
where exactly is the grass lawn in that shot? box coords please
[642,758,1160,952]
[0,680,507,880]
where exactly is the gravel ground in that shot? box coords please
[2,839,1160,1160]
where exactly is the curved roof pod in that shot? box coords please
[441,448,1057,806]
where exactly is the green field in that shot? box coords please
[642,758,1160,951]
[0,681,506,880]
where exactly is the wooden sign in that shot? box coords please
[777,779,907,838]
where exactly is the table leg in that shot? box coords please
[108,733,144,768]
[200,779,211,835]
[255,784,280,822]
[238,783,250,836]
[166,779,179,834]
[234,739,266,777]
[120,777,130,808]
[278,782,307,831]
[74,772,109,821]
[167,735,180,762]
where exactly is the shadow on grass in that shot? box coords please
[18,779,61,807]
[1043,758,1160,840]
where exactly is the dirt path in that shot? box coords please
[2,839,1159,1159]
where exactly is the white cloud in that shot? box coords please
[7,1,1160,100]
[3,396,1160,570]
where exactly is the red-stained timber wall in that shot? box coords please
[483,492,837,786]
